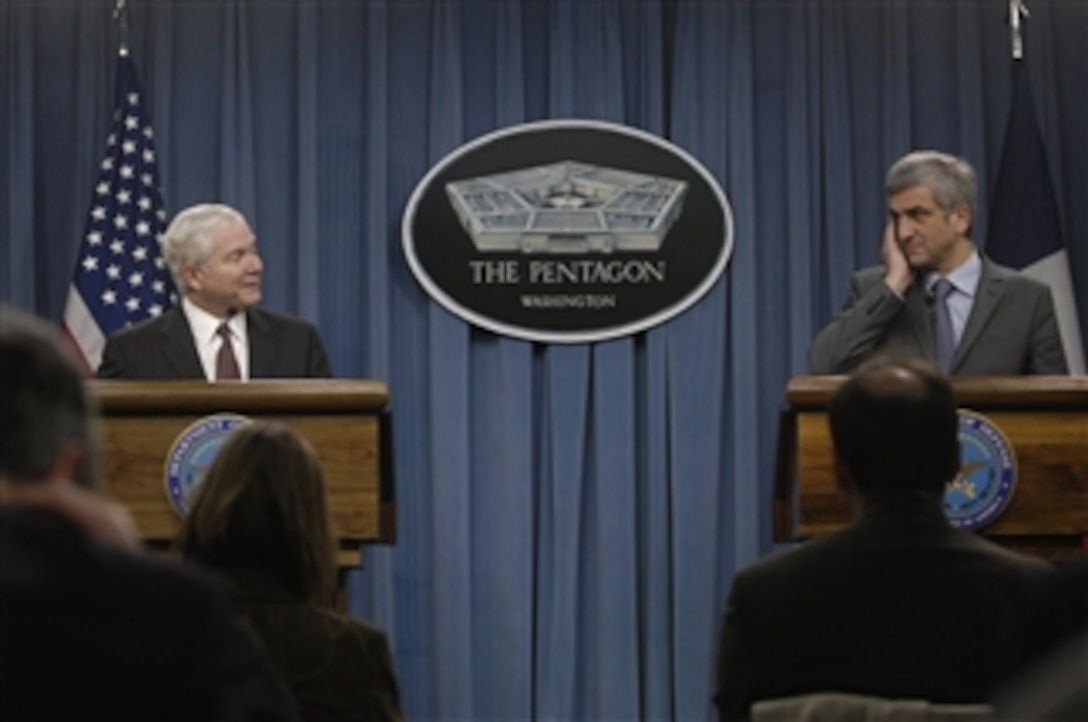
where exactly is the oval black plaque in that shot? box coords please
[403,119,733,343]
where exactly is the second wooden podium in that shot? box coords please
[774,375,1088,561]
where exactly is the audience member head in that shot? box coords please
[0,304,98,488]
[160,203,262,317]
[885,150,977,236]
[829,357,960,495]
[179,422,336,605]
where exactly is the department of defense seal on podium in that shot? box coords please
[944,410,1018,532]
[165,413,251,516]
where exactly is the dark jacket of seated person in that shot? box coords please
[0,302,297,722]
[992,559,1088,721]
[222,569,403,722]
[715,358,1052,722]
[178,422,403,722]
[0,506,303,722]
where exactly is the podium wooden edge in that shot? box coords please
[89,379,390,413]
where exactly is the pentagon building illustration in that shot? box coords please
[445,161,687,254]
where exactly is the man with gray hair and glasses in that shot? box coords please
[809,150,1067,375]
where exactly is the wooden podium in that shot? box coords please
[774,375,1088,561]
[89,380,395,560]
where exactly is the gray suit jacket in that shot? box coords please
[808,257,1068,375]
[96,306,332,380]
[715,494,1052,722]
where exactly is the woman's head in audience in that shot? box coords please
[179,421,336,605]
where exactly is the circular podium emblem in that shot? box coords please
[164,414,251,516]
[944,410,1017,532]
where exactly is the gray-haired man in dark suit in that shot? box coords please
[809,150,1067,376]
[97,203,331,380]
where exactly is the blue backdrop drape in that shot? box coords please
[3,1,1086,720]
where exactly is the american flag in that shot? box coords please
[62,53,176,374]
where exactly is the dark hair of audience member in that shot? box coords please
[0,305,97,488]
[178,422,337,606]
[829,357,959,493]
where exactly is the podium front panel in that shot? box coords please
[90,380,391,548]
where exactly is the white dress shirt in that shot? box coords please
[181,297,250,381]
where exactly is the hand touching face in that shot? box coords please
[881,218,914,295]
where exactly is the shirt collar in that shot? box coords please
[181,297,247,342]
[925,249,981,298]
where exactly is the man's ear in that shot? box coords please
[181,263,202,292]
[950,203,972,236]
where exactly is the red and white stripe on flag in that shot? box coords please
[61,53,175,375]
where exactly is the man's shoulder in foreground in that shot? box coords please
[736,513,1049,583]
[718,519,1051,719]
[0,508,297,721]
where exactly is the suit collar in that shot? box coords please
[903,255,1011,373]
[157,307,205,379]
[246,308,275,378]
[951,256,1010,371]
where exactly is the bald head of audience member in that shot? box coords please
[829,358,960,497]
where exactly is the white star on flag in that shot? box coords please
[62,54,176,374]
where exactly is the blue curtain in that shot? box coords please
[3,1,1086,720]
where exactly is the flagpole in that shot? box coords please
[1008,0,1029,60]
[988,0,1087,374]
[114,0,130,57]
[61,2,176,373]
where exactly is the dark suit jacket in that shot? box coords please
[997,559,1088,684]
[0,508,298,721]
[96,306,332,379]
[808,257,1068,375]
[224,570,404,722]
[714,493,1052,722]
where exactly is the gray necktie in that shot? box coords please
[933,278,956,374]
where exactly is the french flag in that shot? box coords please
[986,60,1085,374]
